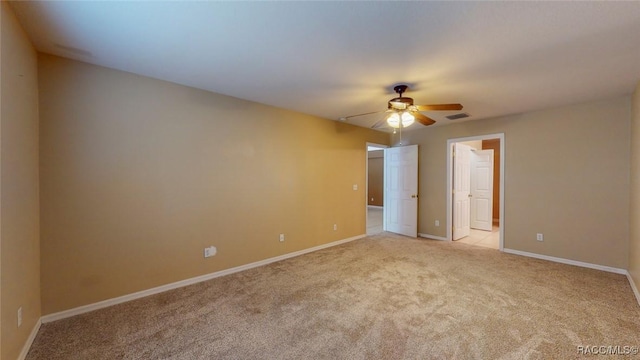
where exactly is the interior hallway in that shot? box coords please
[367,206,500,250]
[366,206,383,235]
[455,225,500,249]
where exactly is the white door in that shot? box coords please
[384,145,418,237]
[453,143,471,240]
[470,150,494,231]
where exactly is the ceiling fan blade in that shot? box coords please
[340,110,385,121]
[415,104,463,111]
[413,112,436,126]
[371,119,387,129]
[371,110,394,128]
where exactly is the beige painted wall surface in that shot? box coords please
[630,81,640,292]
[1,3,41,359]
[38,55,389,314]
[400,97,630,269]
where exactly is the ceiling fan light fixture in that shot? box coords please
[401,112,415,127]
[387,112,401,128]
[387,111,415,128]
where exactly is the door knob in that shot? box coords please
[468,194,472,197]
[411,194,418,198]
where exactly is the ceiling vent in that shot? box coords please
[446,113,470,120]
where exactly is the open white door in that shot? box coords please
[470,149,494,231]
[384,145,418,237]
[453,143,471,240]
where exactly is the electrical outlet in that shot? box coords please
[279,234,285,242]
[353,184,358,190]
[204,246,217,258]
[435,220,440,227]
[333,224,337,231]
[371,197,374,202]
[536,233,544,242]
[17,307,22,328]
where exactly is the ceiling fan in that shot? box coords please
[340,84,463,129]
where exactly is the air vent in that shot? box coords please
[446,113,470,120]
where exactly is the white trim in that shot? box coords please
[18,318,41,360]
[446,134,505,251]
[503,248,640,306]
[418,233,448,241]
[367,205,383,209]
[626,271,640,307]
[502,248,627,274]
[42,234,366,323]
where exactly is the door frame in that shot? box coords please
[366,143,388,234]
[446,134,505,250]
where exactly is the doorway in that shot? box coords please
[366,144,387,235]
[447,134,504,250]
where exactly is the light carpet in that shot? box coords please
[27,233,640,359]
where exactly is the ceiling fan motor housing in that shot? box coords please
[389,84,414,110]
[388,97,414,110]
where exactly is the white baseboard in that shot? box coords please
[18,318,41,360]
[23,238,640,358]
[418,233,448,241]
[367,205,383,209]
[502,249,640,306]
[41,234,366,323]
[502,248,627,274]
[626,271,640,307]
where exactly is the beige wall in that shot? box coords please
[398,97,630,269]
[1,2,41,359]
[367,150,383,206]
[38,55,389,314]
[630,81,640,293]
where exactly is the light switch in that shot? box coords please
[353,184,358,190]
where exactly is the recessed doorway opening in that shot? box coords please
[446,134,505,250]
[366,144,387,235]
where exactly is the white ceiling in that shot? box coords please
[9,1,640,131]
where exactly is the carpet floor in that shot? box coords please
[26,233,640,359]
